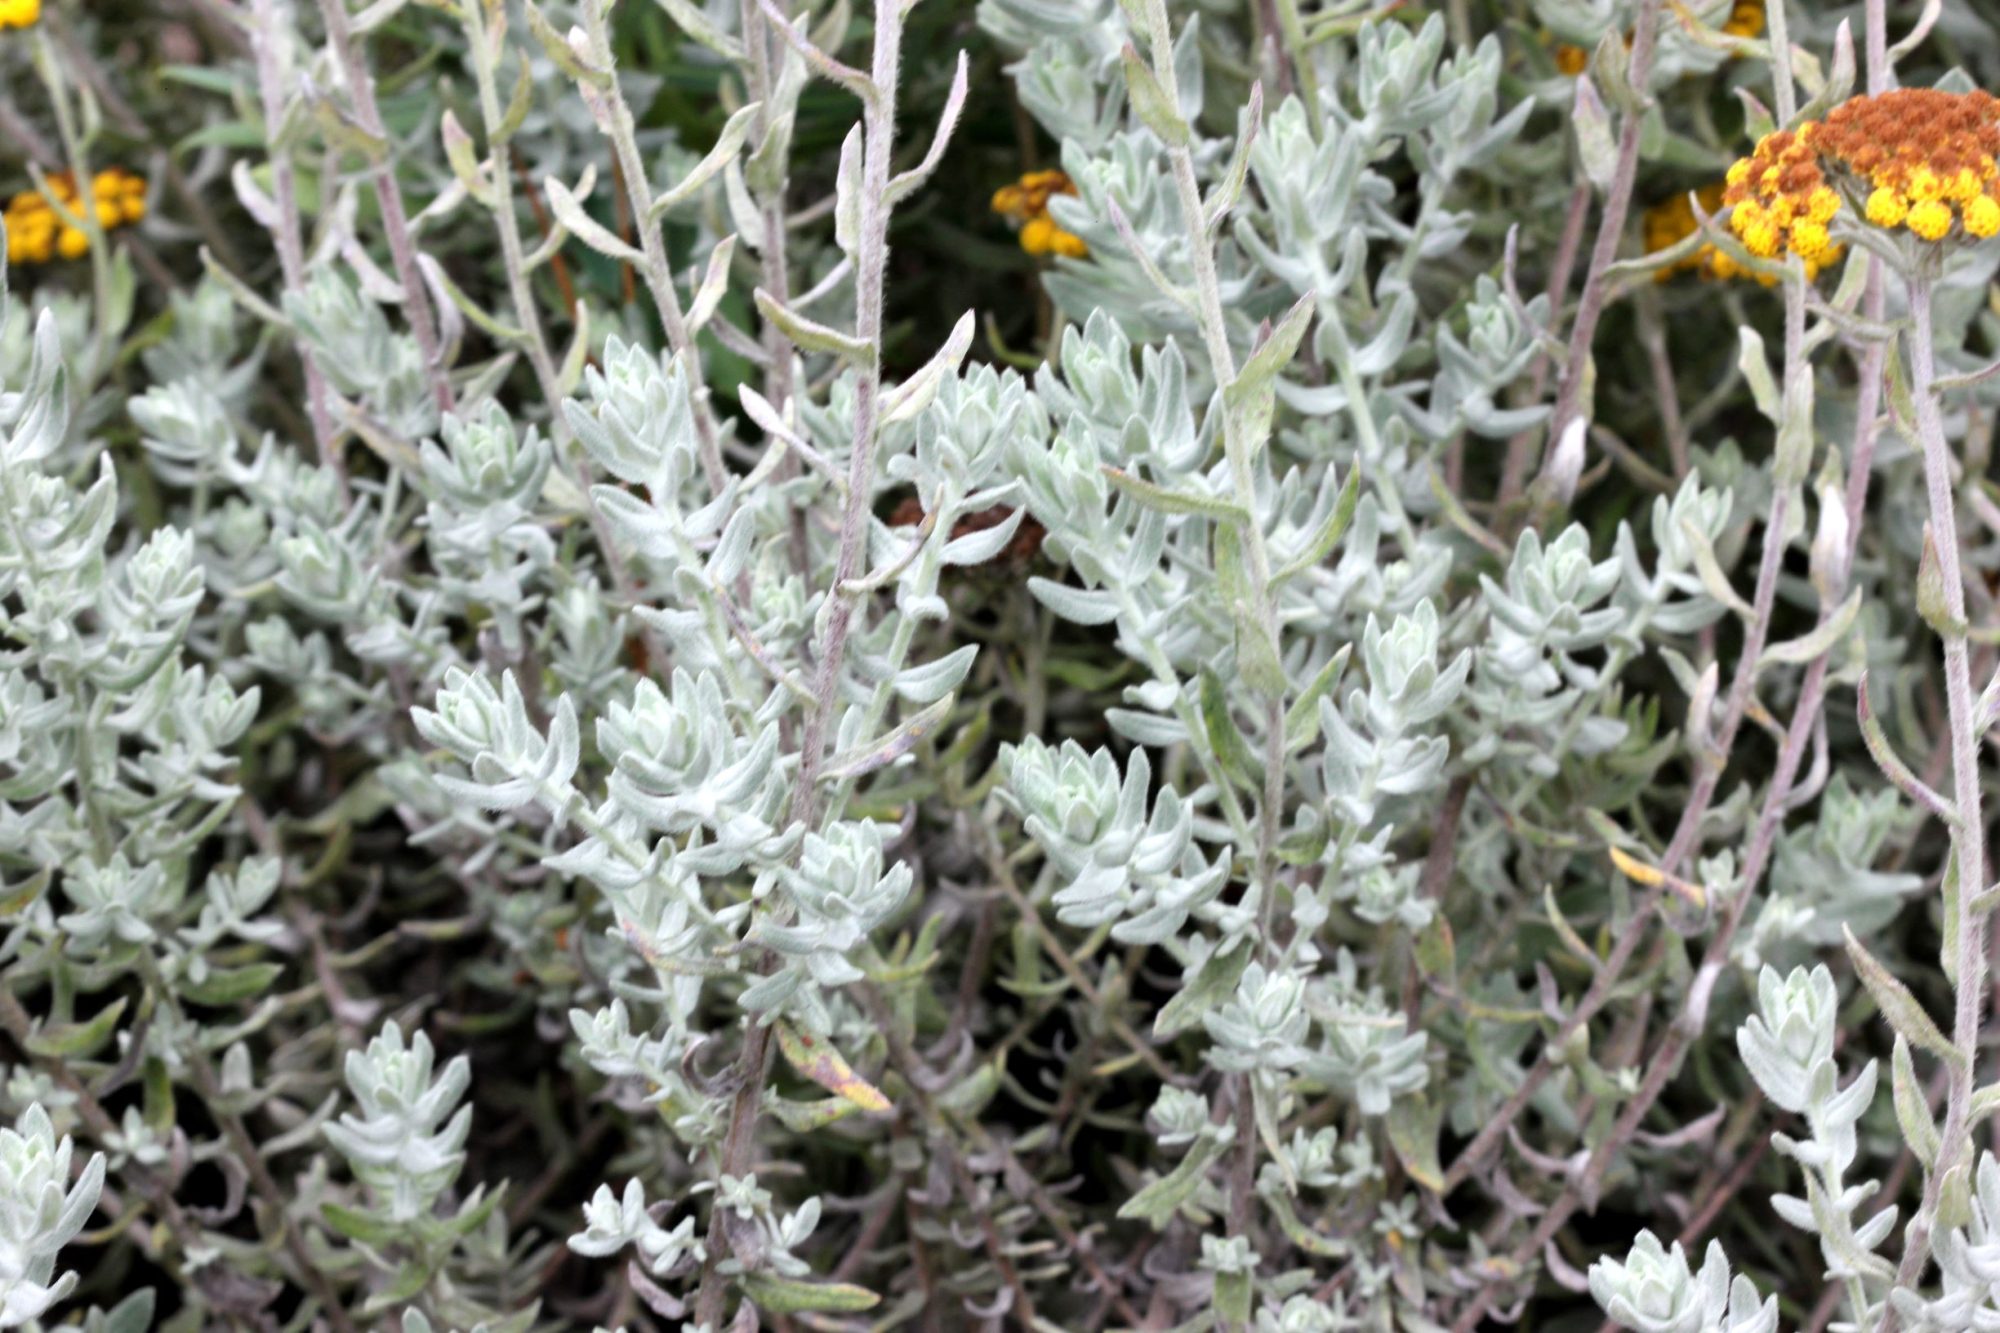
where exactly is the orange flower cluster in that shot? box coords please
[1643,183,1771,283]
[4,169,147,265]
[1822,89,2000,240]
[1721,127,1845,271]
[1725,90,2000,265]
[991,169,1087,259]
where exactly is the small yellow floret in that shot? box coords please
[1948,168,1984,202]
[1966,194,2000,239]
[1790,220,1832,259]
[1804,187,1839,224]
[1019,216,1056,256]
[1908,198,1954,241]
[55,227,87,258]
[1726,158,1752,188]
[1866,186,1909,227]
[1909,166,1944,203]
[1049,228,1088,258]
[1737,215,1782,258]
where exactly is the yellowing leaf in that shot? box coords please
[774,1019,891,1113]
[1607,843,1663,887]
[1608,844,1707,909]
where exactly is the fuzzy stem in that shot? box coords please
[460,0,561,411]
[244,0,344,484]
[465,0,667,673]
[786,11,902,834]
[1886,271,1990,1314]
[1536,0,1663,490]
[692,7,907,1326]
[740,0,811,580]
[1141,2,1283,1315]
[1765,0,1798,123]
[315,0,455,415]
[1497,180,1591,514]
[578,0,730,492]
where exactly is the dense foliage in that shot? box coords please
[5,0,2000,1330]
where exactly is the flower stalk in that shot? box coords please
[1882,267,1991,1318]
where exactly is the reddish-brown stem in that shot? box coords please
[315,0,455,415]
[247,0,341,493]
[1534,0,1665,492]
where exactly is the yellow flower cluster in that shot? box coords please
[1642,183,1773,284]
[1820,90,2000,242]
[4,169,148,266]
[991,169,1087,259]
[1721,0,1764,39]
[1721,130,1845,274]
[0,0,39,30]
[1724,90,2000,265]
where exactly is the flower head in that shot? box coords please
[991,168,1087,259]
[1719,128,1844,274]
[0,0,39,30]
[1725,89,2000,265]
[4,169,147,266]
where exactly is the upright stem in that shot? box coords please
[316,0,455,414]
[1496,180,1591,515]
[693,9,905,1326]
[462,0,561,412]
[740,0,811,580]
[1865,0,1888,95]
[788,17,902,832]
[247,0,340,489]
[1537,0,1664,489]
[1250,0,1296,99]
[1888,273,1990,1307]
[461,0,667,673]
[580,0,729,491]
[1142,5,1281,1316]
[1764,0,1798,122]
[1139,0,1281,727]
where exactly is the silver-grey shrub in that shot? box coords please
[1,0,1997,1329]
